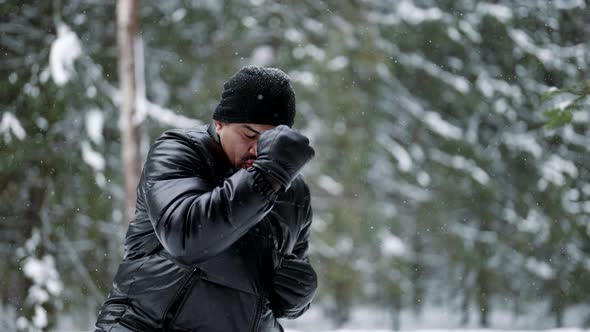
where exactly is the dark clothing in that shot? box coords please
[95,124,315,332]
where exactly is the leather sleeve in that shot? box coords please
[142,129,278,266]
[292,187,313,260]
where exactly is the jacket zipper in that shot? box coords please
[250,296,263,332]
[162,266,202,331]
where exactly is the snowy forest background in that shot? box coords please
[1,0,590,331]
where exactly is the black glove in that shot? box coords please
[270,253,317,317]
[253,125,315,191]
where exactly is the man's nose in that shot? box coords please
[249,143,257,156]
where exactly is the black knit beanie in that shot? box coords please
[213,65,296,127]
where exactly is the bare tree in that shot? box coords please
[117,0,141,224]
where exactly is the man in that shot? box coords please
[95,65,317,331]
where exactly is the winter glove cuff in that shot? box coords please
[248,168,280,202]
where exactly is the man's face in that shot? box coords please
[214,120,276,169]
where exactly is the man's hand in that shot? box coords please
[253,125,315,191]
[270,253,317,318]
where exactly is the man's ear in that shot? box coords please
[213,120,224,133]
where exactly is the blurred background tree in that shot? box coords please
[1,0,589,331]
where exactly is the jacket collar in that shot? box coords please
[207,122,221,145]
[206,122,238,180]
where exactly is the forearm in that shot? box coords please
[146,168,277,265]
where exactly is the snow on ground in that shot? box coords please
[278,302,589,332]
[285,330,587,332]
[53,301,590,331]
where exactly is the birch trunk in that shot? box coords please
[117,0,140,224]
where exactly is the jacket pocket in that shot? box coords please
[171,276,261,331]
[125,252,187,326]
[161,265,204,330]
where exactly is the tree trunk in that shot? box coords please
[476,269,490,327]
[461,267,471,325]
[554,305,563,328]
[391,292,402,331]
[461,289,470,325]
[551,284,564,327]
[117,0,141,224]
[411,233,424,316]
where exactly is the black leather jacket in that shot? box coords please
[95,124,316,332]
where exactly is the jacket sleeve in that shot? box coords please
[142,129,278,265]
[272,183,317,319]
[292,190,313,260]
